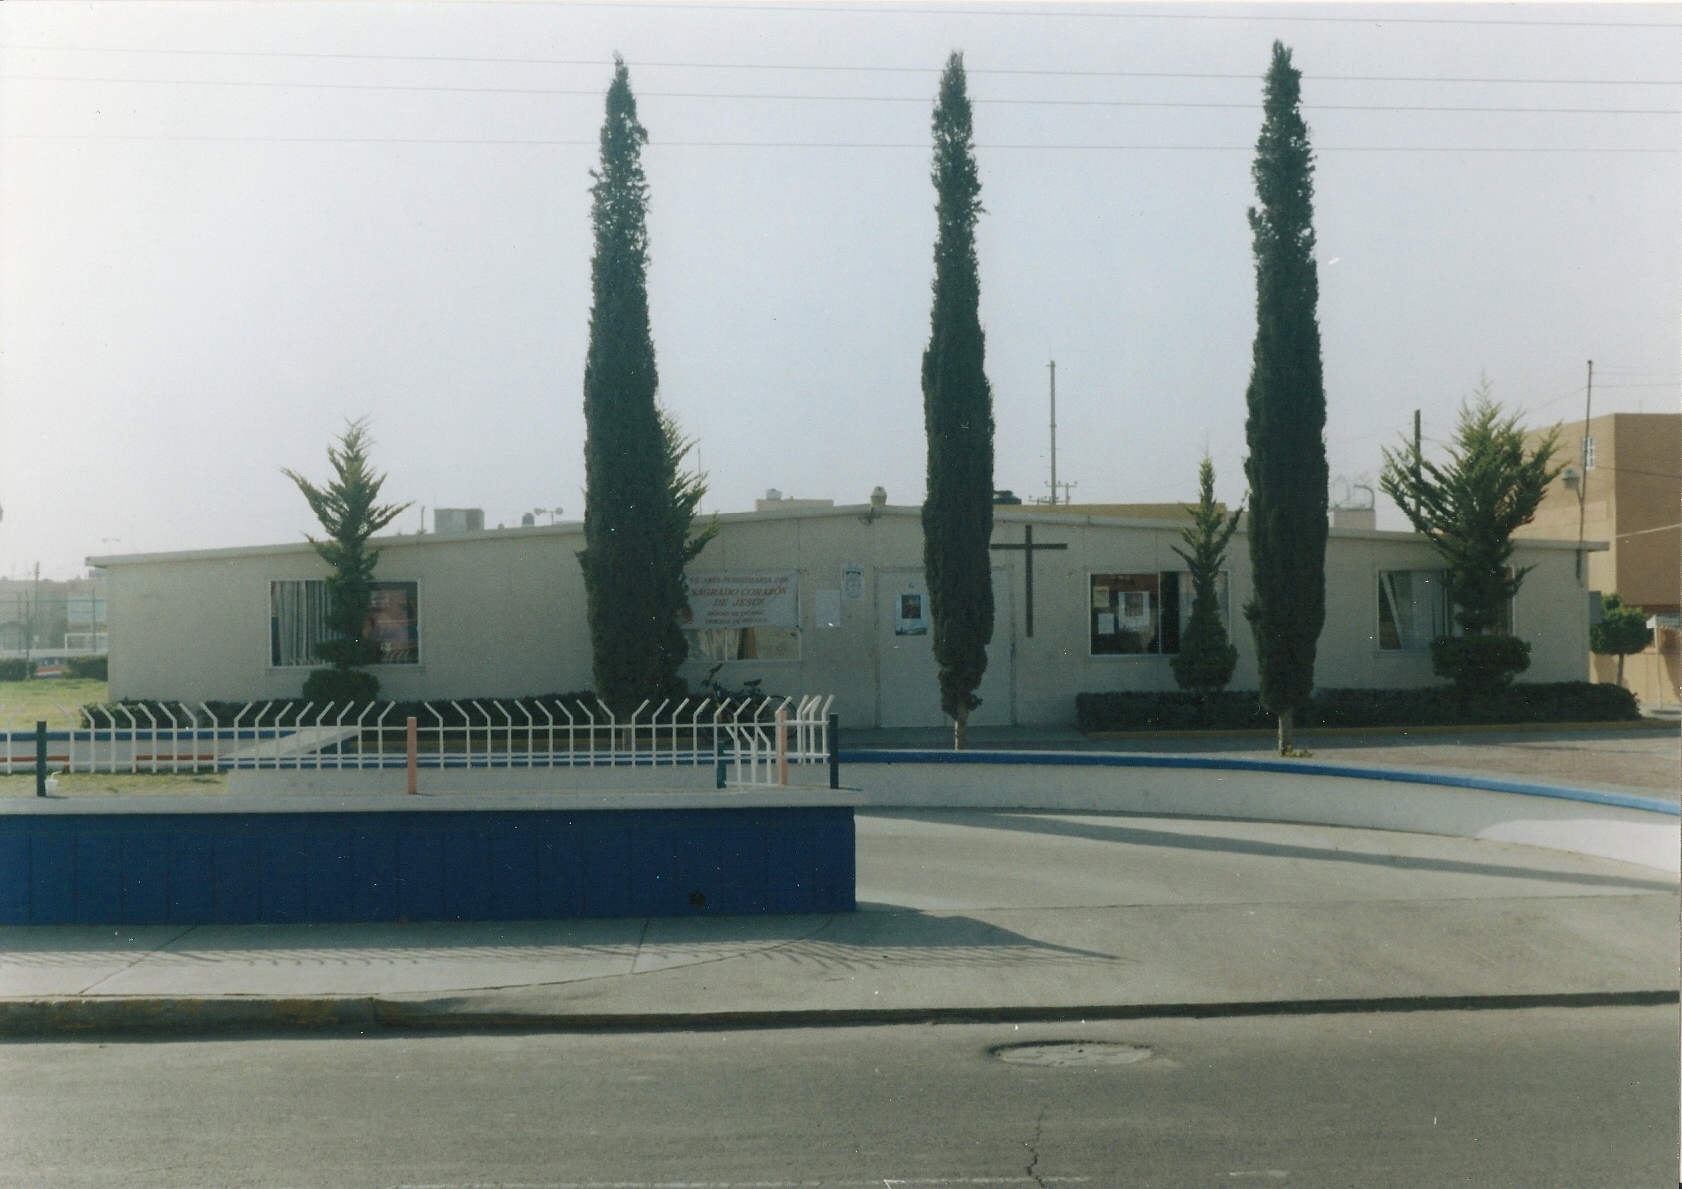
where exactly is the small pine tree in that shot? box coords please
[1385,386,1554,696]
[281,418,411,703]
[1590,593,1653,691]
[1242,42,1329,756]
[1379,385,1560,697]
[1171,457,1243,699]
[921,52,995,751]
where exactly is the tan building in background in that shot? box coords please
[1518,412,1680,710]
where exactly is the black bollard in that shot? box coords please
[714,732,725,790]
[828,712,840,790]
[35,720,47,797]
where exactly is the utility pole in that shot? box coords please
[1048,359,1058,507]
[1412,409,1421,465]
[25,562,38,680]
[1575,360,1593,582]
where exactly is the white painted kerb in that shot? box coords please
[847,759,1680,875]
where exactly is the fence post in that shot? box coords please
[35,720,47,796]
[828,712,840,790]
[406,717,418,795]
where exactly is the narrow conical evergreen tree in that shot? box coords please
[1241,42,1328,755]
[921,52,995,751]
[579,57,709,710]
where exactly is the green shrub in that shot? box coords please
[302,667,381,706]
[0,659,27,682]
[67,656,108,680]
[1076,681,1639,734]
[1590,593,1653,689]
[1430,634,1531,697]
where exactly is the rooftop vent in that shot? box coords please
[433,508,485,534]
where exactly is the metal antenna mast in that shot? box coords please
[1575,360,1593,581]
[1048,360,1057,507]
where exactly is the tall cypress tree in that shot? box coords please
[579,57,708,711]
[1242,42,1328,755]
[921,52,995,751]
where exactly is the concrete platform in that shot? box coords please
[2,808,1674,1033]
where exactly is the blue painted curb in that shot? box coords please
[839,749,1682,818]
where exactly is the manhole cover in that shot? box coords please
[994,1041,1152,1066]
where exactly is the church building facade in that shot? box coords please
[91,503,1596,729]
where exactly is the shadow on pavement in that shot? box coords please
[867,809,1678,893]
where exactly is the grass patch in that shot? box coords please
[0,679,109,727]
[0,770,228,797]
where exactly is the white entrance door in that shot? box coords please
[876,569,1013,728]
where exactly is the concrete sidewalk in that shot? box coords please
[3,808,1675,1034]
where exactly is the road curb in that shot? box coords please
[1080,719,1678,741]
[3,989,1675,1038]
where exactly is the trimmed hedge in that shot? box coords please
[67,656,108,680]
[82,692,603,729]
[77,690,787,729]
[0,656,108,681]
[1076,682,1642,734]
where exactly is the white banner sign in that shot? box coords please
[686,571,799,629]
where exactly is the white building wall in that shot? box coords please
[95,507,1594,725]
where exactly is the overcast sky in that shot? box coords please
[1,2,1676,579]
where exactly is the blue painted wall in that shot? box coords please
[0,807,855,924]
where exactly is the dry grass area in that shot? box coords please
[0,679,109,728]
[0,770,228,797]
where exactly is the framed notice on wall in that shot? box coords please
[894,591,928,636]
[684,572,798,629]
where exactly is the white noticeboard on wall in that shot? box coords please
[685,572,799,629]
[816,589,842,628]
[841,563,865,601]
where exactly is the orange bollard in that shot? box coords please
[775,706,789,787]
[406,716,418,795]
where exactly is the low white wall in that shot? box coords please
[845,761,1679,875]
[224,756,1678,875]
[225,765,828,795]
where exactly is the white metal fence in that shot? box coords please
[1,695,837,789]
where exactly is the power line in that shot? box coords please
[4,46,1678,87]
[4,73,1675,115]
[178,2,1681,31]
[4,133,1676,152]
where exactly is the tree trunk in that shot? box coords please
[1276,706,1294,756]
[953,709,968,751]
[1617,653,1626,688]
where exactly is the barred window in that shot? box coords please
[269,580,419,667]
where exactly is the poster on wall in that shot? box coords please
[894,591,928,636]
[815,589,842,628]
[685,572,798,629]
[840,563,865,601]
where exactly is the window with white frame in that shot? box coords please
[1376,570,1448,651]
[1582,434,1596,470]
[269,579,420,667]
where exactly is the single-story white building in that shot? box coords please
[88,502,1597,728]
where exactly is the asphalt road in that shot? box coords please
[3,1006,1674,1189]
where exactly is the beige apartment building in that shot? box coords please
[1518,412,1680,710]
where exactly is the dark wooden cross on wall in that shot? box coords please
[990,523,1068,637]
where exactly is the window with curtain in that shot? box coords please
[269,580,419,666]
[1377,570,1448,650]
